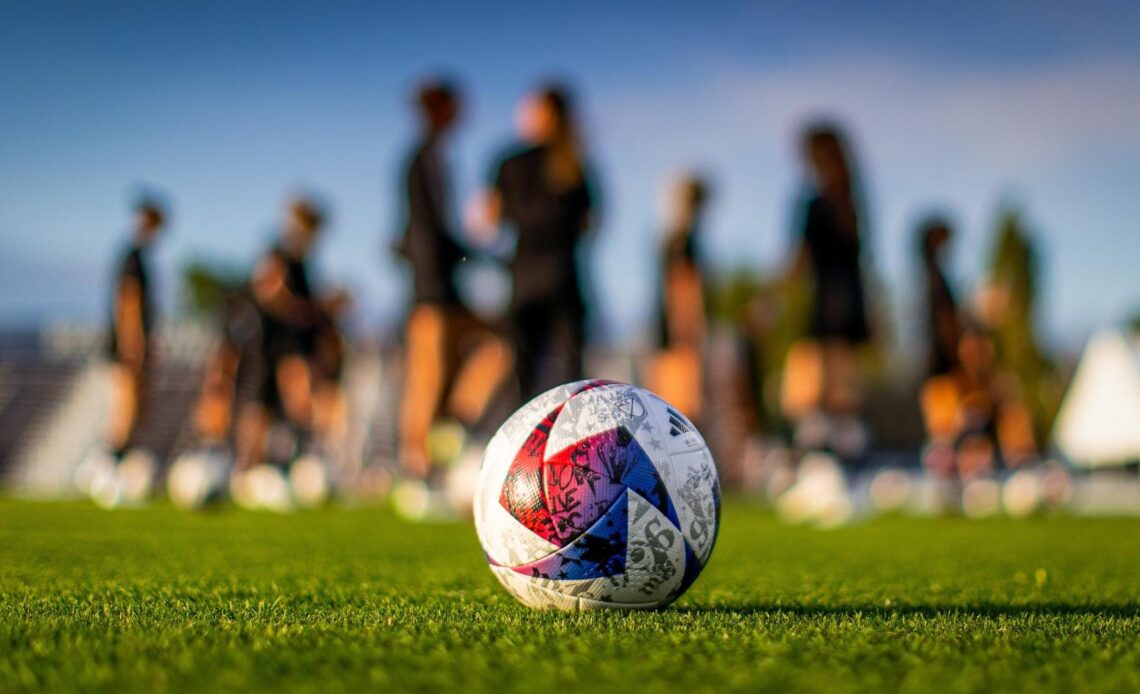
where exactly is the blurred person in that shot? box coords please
[646,173,710,421]
[311,288,351,460]
[472,82,597,401]
[235,197,326,469]
[396,78,512,480]
[922,323,1039,481]
[104,196,167,463]
[193,286,263,450]
[916,216,966,476]
[918,217,961,379]
[974,209,1059,447]
[782,123,871,458]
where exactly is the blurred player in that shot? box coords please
[104,197,166,463]
[311,287,351,463]
[918,217,961,379]
[473,82,597,401]
[235,197,325,470]
[921,322,1039,481]
[782,123,871,459]
[396,78,512,480]
[80,196,167,506]
[646,173,709,421]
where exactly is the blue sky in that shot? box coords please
[2,1,1138,350]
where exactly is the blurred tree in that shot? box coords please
[981,208,1063,441]
[180,260,246,317]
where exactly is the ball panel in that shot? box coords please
[476,410,543,530]
[660,449,719,566]
[488,490,688,609]
[615,489,687,605]
[498,384,676,549]
[507,489,628,580]
[546,383,659,453]
[498,402,563,544]
[476,499,560,566]
[489,566,663,610]
[477,380,614,533]
[545,383,623,453]
[632,394,720,565]
[647,392,707,455]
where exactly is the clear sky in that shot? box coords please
[2,0,1138,350]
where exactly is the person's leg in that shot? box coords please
[195,345,238,443]
[276,353,313,428]
[511,303,547,401]
[563,306,585,384]
[996,401,1037,467]
[647,344,701,421]
[920,374,960,442]
[818,338,869,459]
[532,304,582,394]
[106,363,140,456]
[821,339,859,415]
[399,305,446,478]
[446,310,512,427]
[780,339,823,422]
[312,379,348,458]
[235,402,269,469]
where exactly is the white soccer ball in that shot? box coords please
[289,454,330,509]
[117,448,156,504]
[231,464,294,512]
[168,448,232,510]
[474,380,720,610]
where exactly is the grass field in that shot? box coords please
[2,499,1138,692]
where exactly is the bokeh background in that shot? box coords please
[3,0,1138,346]
[1,1,1138,512]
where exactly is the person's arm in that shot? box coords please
[785,197,818,284]
[251,254,314,327]
[113,275,146,369]
[466,178,503,246]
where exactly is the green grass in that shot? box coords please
[1,499,1138,693]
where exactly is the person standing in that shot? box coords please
[105,197,167,463]
[784,123,871,458]
[396,79,511,479]
[474,82,597,401]
[647,174,709,421]
[235,197,325,469]
[918,217,961,379]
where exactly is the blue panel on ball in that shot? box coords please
[511,490,630,581]
[614,428,681,531]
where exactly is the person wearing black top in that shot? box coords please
[396,79,511,479]
[105,198,166,459]
[918,217,960,378]
[398,81,467,308]
[235,197,325,469]
[476,83,596,400]
[788,124,871,457]
[648,174,708,420]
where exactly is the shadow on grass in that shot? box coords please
[672,603,1140,619]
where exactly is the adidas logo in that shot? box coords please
[666,407,692,437]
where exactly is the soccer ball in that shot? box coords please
[167,447,232,510]
[474,380,720,610]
